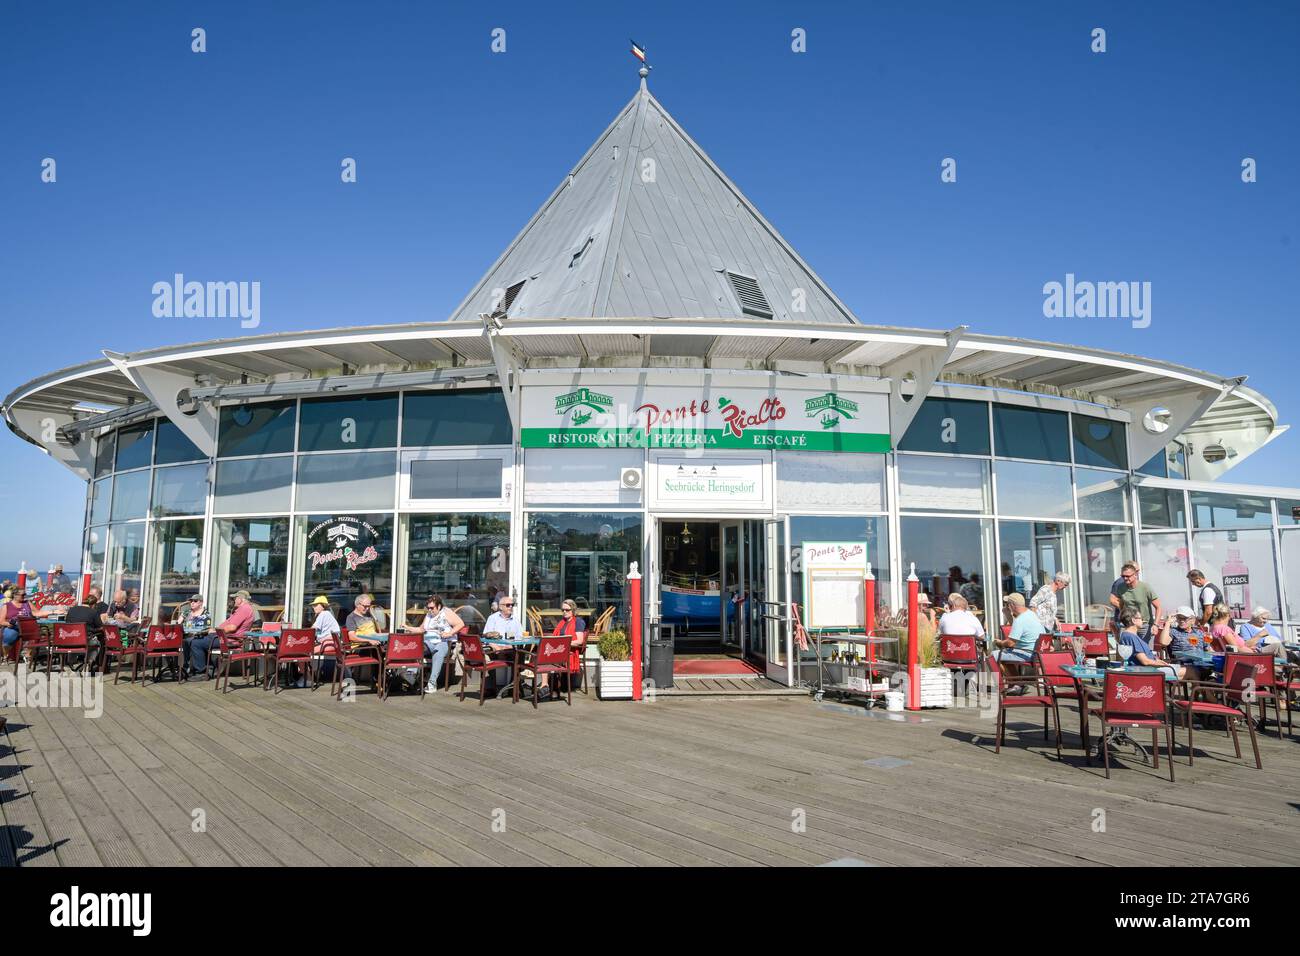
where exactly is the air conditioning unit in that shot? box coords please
[620,467,643,490]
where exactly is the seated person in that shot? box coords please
[179,594,212,672]
[0,588,26,654]
[991,593,1044,672]
[309,595,342,682]
[107,588,139,631]
[403,594,463,694]
[1156,607,1202,679]
[64,589,111,675]
[1119,609,1186,680]
[345,594,388,648]
[482,596,524,696]
[189,589,256,680]
[1206,605,1251,653]
[938,592,985,639]
[1237,607,1287,658]
[533,600,586,701]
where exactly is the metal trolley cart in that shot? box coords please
[812,631,900,706]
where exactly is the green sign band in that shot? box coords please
[521,427,892,452]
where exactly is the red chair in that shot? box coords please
[1036,651,1100,759]
[517,635,573,708]
[939,633,985,702]
[214,631,268,694]
[1170,679,1261,769]
[442,625,470,691]
[9,618,43,673]
[1221,654,1282,736]
[327,628,383,700]
[1057,623,1081,635]
[102,624,144,684]
[266,628,315,693]
[381,632,426,700]
[142,624,185,685]
[992,664,1062,759]
[1034,632,1056,655]
[1000,624,1011,640]
[1094,671,1174,780]
[458,633,512,706]
[49,623,90,675]
[1075,629,1110,661]
[1280,662,1300,738]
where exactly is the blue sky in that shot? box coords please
[1,0,1297,570]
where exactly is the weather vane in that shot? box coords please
[630,39,651,77]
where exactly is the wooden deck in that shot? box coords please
[2,672,1298,866]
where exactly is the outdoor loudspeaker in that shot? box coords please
[620,467,643,490]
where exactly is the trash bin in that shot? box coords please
[649,630,674,690]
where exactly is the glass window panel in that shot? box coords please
[1191,529,1278,620]
[992,404,1070,463]
[898,397,990,456]
[402,390,512,447]
[151,462,209,518]
[149,518,205,620]
[295,452,396,512]
[789,515,891,620]
[1190,490,1273,529]
[410,458,501,500]
[1075,468,1130,523]
[776,452,885,512]
[85,526,108,594]
[94,431,116,477]
[1136,449,1169,478]
[298,393,398,452]
[1279,530,1300,620]
[524,449,642,506]
[526,512,641,630]
[1138,486,1186,529]
[1081,525,1132,628]
[211,517,290,625]
[405,513,510,628]
[213,457,293,514]
[218,400,296,457]
[1138,532,1192,616]
[901,516,993,614]
[997,521,1077,621]
[897,454,990,512]
[107,522,147,601]
[154,419,206,465]
[1277,499,1300,526]
[298,513,394,622]
[114,421,154,472]
[91,477,113,526]
[1072,414,1128,470]
[1167,443,1187,479]
[110,469,151,521]
[994,460,1073,519]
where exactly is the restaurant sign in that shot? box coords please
[521,384,889,453]
[307,516,381,572]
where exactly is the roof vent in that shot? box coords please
[725,271,773,319]
[492,279,526,317]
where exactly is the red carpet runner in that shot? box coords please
[671,658,764,677]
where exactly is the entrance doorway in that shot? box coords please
[653,517,790,682]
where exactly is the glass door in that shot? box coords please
[720,522,743,651]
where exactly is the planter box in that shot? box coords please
[918,666,954,708]
[597,659,635,700]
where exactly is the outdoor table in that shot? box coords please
[483,636,539,701]
[1063,663,1177,765]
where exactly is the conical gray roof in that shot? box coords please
[447,78,860,325]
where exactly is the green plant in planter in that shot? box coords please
[598,629,630,662]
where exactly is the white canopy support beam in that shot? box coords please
[6,406,96,479]
[482,320,521,434]
[1120,377,1243,473]
[881,326,966,447]
[103,351,218,457]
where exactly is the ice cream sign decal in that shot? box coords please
[308,516,380,572]
[804,392,858,430]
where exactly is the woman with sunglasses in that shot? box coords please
[538,601,587,701]
[403,595,463,694]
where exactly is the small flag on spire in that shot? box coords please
[630,39,647,64]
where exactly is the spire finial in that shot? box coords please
[630,39,651,88]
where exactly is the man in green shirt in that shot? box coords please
[1109,561,1162,639]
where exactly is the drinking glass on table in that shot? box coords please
[1118,642,1134,665]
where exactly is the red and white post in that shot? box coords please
[81,572,92,601]
[906,562,921,711]
[864,561,877,678]
[16,562,26,593]
[628,561,643,701]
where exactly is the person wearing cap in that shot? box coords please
[190,590,256,680]
[309,596,342,681]
[179,594,212,674]
[991,592,1044,670]
[1156,606,1204,678]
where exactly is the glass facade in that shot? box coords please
[74,390,1300,648]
